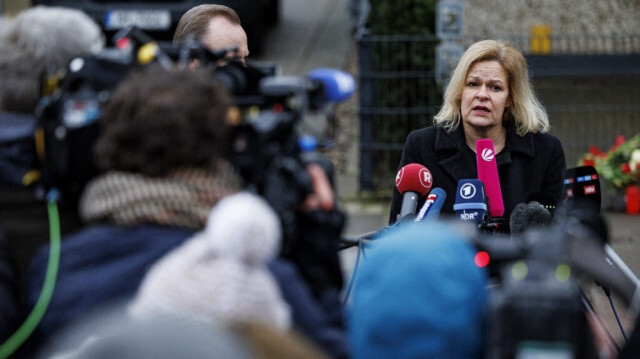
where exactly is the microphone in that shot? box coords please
[307,68,356,102]
[509,201,553,235]
[527,192,558,215]
[415,187,446,222]
[509,192,559,235]
[395,163,433,221]
[258,68,355,107]
[454,179,488,224]
[564,165,601,214]
[476,139,504,218]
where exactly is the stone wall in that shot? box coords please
[464,0,639,37]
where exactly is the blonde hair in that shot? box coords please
[434,39,549,136]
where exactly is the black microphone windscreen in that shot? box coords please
[564,206,609,244]
[527,192,558,214]
[510,201,552,235]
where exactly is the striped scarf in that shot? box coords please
[79,164,242,230]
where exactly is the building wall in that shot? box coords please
[464,0,639,37]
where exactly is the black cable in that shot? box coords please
[342,236,366,304]
[604,287,629,343]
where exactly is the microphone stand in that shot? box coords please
[479,216,504,235]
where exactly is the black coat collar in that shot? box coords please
[434,122,536,181]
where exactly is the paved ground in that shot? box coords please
[254,0,640,349]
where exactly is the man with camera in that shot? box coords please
[172,5,350,358]
[173,4,249,65]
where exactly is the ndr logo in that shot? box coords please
[459,212,477,220]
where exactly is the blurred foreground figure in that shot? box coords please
[348,222,487,359]
[129,192,291,330]
[0,3,104,288]
[0,4,104,347]
[0,6,104,115]
[36,311,329,359]
[25,65,242,355]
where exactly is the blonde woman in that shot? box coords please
[389,39,566,231]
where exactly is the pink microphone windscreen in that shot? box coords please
[476,139,504,217]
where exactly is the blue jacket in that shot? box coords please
[27,224,349,358]
[0,112,37,187]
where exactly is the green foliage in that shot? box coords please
[359,0,441,192]
[593,134,640,188]
[368,0,438,35]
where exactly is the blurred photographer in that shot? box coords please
[172,5,349,358]
[0,5,104,345]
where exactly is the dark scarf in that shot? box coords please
[79,164,241,230]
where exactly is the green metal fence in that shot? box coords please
[358,32,640,195]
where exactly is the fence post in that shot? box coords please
[357,29,373,192]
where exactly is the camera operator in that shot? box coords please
[173,4,249,65]
[0,5,104,345]
[173,5,349,359]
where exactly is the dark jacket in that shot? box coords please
[389,123,567,231]
[25,225,194,356]
[26,224,348,358]
[0,225,22,344]
[0,112,37,187]
[0,111,84,306]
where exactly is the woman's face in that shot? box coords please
[460,60,511,131]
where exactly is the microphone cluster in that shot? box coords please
[347,140,640,358]
[393,163,447,223]
[393,139,505,231]
[452,139,505,233]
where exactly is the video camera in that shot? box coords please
[470,212,598,358]
[34,26,355,254]
[466,176,637,358]
[342,166,639,358]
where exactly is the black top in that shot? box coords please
[389,122,567,232]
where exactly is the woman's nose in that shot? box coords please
[476,85,489,99]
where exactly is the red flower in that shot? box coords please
[621,162,631,174]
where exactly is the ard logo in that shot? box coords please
[460,183,476,199]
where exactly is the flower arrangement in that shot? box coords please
[579,133,640,189]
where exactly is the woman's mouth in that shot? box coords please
[472,105,490,114]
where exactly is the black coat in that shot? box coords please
[389,123,567,232]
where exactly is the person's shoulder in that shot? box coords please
[531,131,563,148]
[408,125,438,137]
[406,125,440,143]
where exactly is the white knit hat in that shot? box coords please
[129,191,291,330]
